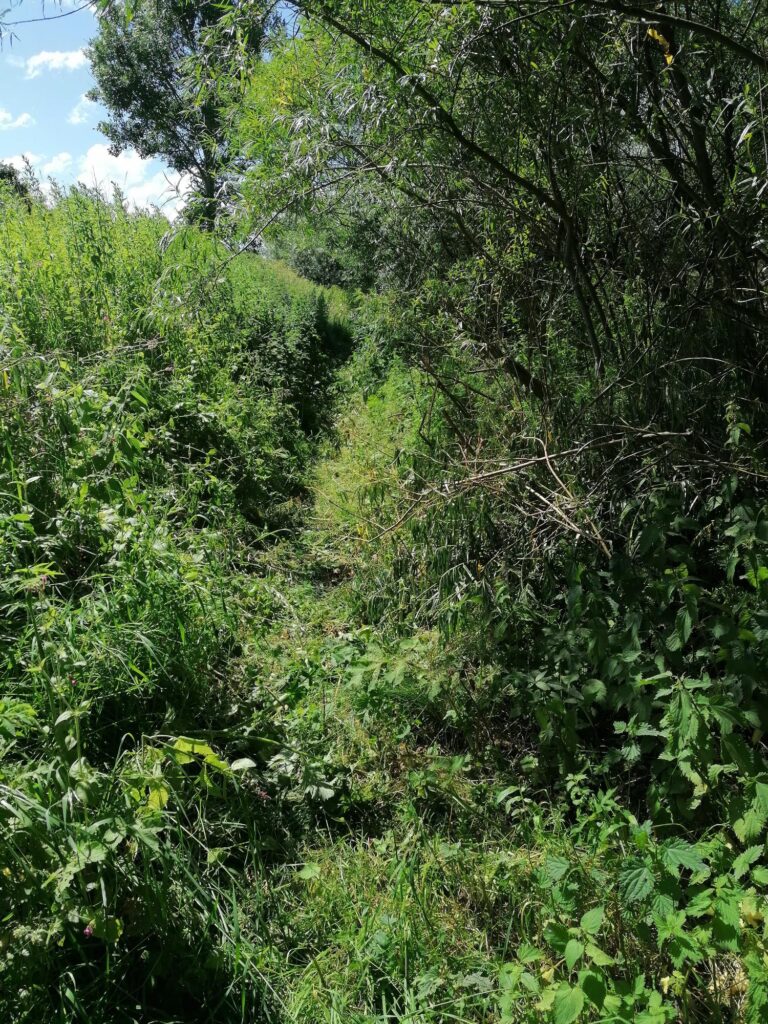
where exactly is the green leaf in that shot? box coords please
[580,970,606,1008]
[553,984,585,1024]
[755,781,768,814]
[517,941,544,963]
[734,804,767,842]
[544,921,571,952]
[172,736,216,758]
[585,942,615,967]
[88,913,123,943]
[564,939,584,971]
[520,971,541,994]
[661,838,706,875]
[297,862,321,880]
[544,855,570,882]
[733,845,763,880]
[620,863,654,903]
[579,906,605,935]
[230,757,257,771]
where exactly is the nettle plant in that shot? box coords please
[496,798,768,1023]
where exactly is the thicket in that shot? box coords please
[225,1,768,1020]
[0,184,350,1020]
[2,0,768,1021]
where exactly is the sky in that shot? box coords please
[0,1,186,216]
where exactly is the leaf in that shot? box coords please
[171,737,229,772]
[230,757,257,771]
[297,862,321,880]
[544,921,571,952]
[564,939,584,971]
[734,803,767,842]
[520,971,541,994]
[145,779,170,810]
[755,781,768,814]
[580,970,606,1008]
[172,736,216,758]
[579,906,605,935]
[517,941,544,963]
[733,845,763,880]
[543,855,570,882]
[553,983,585,1024]
[675,606,693,645]
[620,863,654,903]
[88,913,123,943]
[458,971,493,993]
[585,942,615,966]
[661,838,706,875]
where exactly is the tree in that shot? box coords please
[87,0,264,227]
[0,162,28,198]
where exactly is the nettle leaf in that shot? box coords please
[553,983,585,1024]
[544,855,571,882]
[520,971,541,995]
[668,932,704,968]
[584,942,615,967]
[564,939,584,971]
[733,845,763,880]
[675,606,693,645]
[544,921,571,953]
[579,969,606,1008]
[733,801,768,843]
[620,863,655,903]
[517,941,544,963]
[661,838,706,875]
[579,906,605,935]
[755,781,768,814]
[651,890,676,919]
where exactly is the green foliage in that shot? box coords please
[7,0,768,1018]
[0,186,348,1021]
[87,0,264,226]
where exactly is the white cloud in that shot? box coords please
[68,94,97,126]
[0,108,34,131]
[76,144,190,217]
[42,152,73,176]
[0,152,43,176]
[77,144,151,190]
[1,144,189,218]
[25,49,87,79]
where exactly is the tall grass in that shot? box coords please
[0,183,347,1022]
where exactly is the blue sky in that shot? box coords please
[0,1,184,215]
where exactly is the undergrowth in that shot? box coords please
[1,183,767,1024]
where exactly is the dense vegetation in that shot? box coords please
[2,0,768,1022]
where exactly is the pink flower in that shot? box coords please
[83,925,93,938]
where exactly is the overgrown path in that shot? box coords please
[2,187,767,1023]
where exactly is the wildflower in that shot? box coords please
[83,924,93,938]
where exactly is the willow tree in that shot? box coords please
[88,0,265,227]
